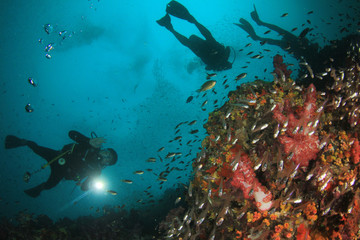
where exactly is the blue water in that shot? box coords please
[0,0,357,222]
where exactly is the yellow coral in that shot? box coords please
[247,212,253,223]
[270,213,277,221]
[263,218,270,226]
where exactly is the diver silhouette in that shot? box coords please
[235,5,320,63]
[4,131,118,198]
[157,0,232,71]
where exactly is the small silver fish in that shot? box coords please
[121,179,133,184]
[158,177,167,181]
[107,190,118,195]
[146,157,156,162]
[28,77,37,87]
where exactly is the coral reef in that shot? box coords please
[161,36,360,239]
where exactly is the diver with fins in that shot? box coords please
[157,1,233,71]
[4,131,118,198]
[235,5,320,65]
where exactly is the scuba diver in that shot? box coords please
[4,130,118,198]
[235,5,320,65]
[157,0,233,71]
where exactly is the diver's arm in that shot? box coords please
[69,131,90,144]
[69,131,105,148]
[80,169,102,191]
[80,177,92,191]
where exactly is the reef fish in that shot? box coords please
[235,73,247,81]
[299,27,312,39]
[196,80,216,92]
[186,96,194,103]
[206,73,217,79]
[107,190,117,195]
[146,157,156,162]
[121,179,133,184]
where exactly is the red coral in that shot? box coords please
[273,84,319,167]
[296,223,311,240]
[351,138,360,164]
[219,162,234,179]
[273,54,292,79]
[229,146,273,211]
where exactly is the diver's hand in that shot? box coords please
[89,137,106,148]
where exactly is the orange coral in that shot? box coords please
[296,223,311,240]
[304,202,318,222]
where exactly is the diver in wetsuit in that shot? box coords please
[4,131,118,198]
[235,5,320,64]
[157,1,232,71]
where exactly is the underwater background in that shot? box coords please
[0,0,359,238]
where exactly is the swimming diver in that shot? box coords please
[235,5,320,64]
[157,0,232,71]
[4,131,118,198]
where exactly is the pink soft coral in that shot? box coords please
[273,54,292,79]
[229,146,273,211]
[273,84,320,167]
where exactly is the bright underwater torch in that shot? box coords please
[92,178,118,196]
[91,178,106,192]
[58,178,108,213]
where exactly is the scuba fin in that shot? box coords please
[24,183,45,198]
[5,135,28,149]
[156,14,172,29]
[166,1,195,22]
[234,18,258,38]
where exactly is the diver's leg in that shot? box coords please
[168,28,192,48]
[43,168,64,190]
[260,22,291,37]
[193,20,215,42]
[250,6,291,37]
[235,19,287,48]
[235,18,261,41]
[24,167,64,197]
[157,13,192,48]
[258,38,288,49]
[26,141,60,163]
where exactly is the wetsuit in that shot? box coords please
[170,22,231,71]
[24,131,103,197]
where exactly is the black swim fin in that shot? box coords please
[166,1,195,22]
[250,5,262,25]
[5,135,28,149]
[234,19,258,39]
[156,13,172,30]
[24,183,45,198]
